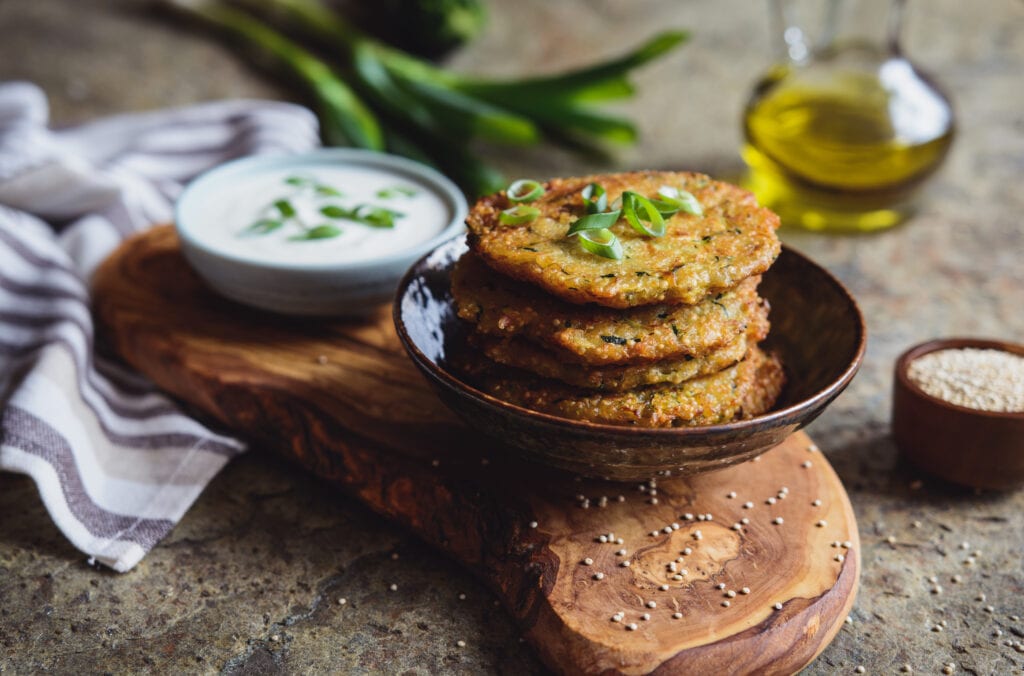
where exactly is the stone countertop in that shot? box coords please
[1,0,1022,673]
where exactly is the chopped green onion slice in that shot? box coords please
[289,224,342,241]
[566,209,621,236]
[649,198,680,217]
[656,186,703,216]
[499,205,541,224]
[578,228,623,260]
[274,199,296,218]
[581,182,608,214]
[622,192,666,237]
[506,179,545,203]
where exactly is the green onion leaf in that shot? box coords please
[320,205,351,219]
[499,205,540,225]
[506,179,544,203]
[284,175,313,187]
[274,199,297,218]
[566,209,621,236]
[315,184,344,197]
[376,186,418,199]
[354,204,403,228]
[581,183,607,214]
[578,228,623,260]
[656,186,703,216]
[622,192,665,237]
[243,218,284,235]
[289,224,342,240]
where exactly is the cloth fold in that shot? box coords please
[0,82,321,571]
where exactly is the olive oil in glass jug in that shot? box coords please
[742,0,954,231]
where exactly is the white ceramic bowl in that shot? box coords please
[175,149,467,316]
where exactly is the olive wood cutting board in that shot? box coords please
[92,226,859,675]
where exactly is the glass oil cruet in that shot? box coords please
[742,0,955,231]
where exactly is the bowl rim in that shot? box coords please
[895,338,1024,420]
[174,148,468,273]
[393,238,867,437]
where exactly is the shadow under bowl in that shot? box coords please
[893,338,1024,490]
[394,238,865,481]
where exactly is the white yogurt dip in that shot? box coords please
[188,165,451,266]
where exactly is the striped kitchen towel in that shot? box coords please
[0,82,320,572]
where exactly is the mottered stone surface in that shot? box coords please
[1,0,1023,673]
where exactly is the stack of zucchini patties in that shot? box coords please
[452,172,785,428]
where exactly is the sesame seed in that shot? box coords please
[616,549,627,556]
[842,541,852,548]
[727,491,737,499]
[697,514,706,521]
[976,593,987,601]
[927,575,938,583]
[834,554,845,562]
[743,501,754,509]
[626,623,638,631]
[741,587,750,595]
[316,355,328,365]
[671,522,680,530]
[621,560,631,567]
[650,531,658,537]
[481,458,490,466]
[845,616,853,624]
[732,523,743,531]
[338,598,347,605]
[617,495,626,502]
[659,584,669,591]
[457,640,466,648]
[672,612,683,619]
[959,541,970,550]
[716,583,726,590]
[721,601,731,607]
[705,513,714,521]
[647,601,657,609]
[802,461,812,468]
[773,517,784,525]
[774,602,783,610]
[911,520,922,528]
[616,537,624,545]
[694,530,703,540]
[431,459,440,467]
[808,444,819,452]
[598,496,608,507]
[667,562,677,572]
[672,574,684,581]
[458,593,466,600]
[649,498,659,505]
[528,521,538,529]
[964,557,976,566]
[941,666,954,675]
[931,586,943,595]
[812,499,823,507]
[611,613,622,622]
[816,520,827,528]
[593,572,605,580]
[777,492,787,500]
[741,517,750,525]
[972,549,982,557]
[900,666,913,673]
[885,535,896,544]
[683,513,694,520]
[682,547,692,555]
[1011,615,1021,621]
[766,497,777,505]
[855,667,866,674]
[271,634,280,642]
[599,535,608,543]
[641,613,651,621]
[663,526,673,534]
[582,558,593,566]
[726,590,736,598]
[984,605,994,613]
[389,584,398,591]
[780,486,789,493]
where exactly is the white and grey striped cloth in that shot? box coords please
[0,82,320,572]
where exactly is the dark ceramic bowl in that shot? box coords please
[893,338,1024,490]
[394,238,865,481]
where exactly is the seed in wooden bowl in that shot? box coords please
[907,348,1024,412]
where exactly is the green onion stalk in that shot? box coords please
[163,0,689,196]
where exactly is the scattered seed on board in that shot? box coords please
[337,598,347,605]
[854,667,865,674]
[808,444,819,452]
[693,530,703,540]
[616,537,624,545]
[663,526,673,534]
[725,590,736,598]
[816,520,827,528]
[812,499,823,507]
[673,612,683,619]
[774,602,783,610]
[845,616,853,625]
[671,522,681,530]
[582,557,593,566]
[611,613,623,622]
[721,600,731,608]
[743,501,754,509]
[727,491,737,499]
[621,560,631,568]
[740,517,750,525]
[732,523,743,531]
[802,461,813,468]
[683,513,694,520]
[682,547,692,555]
[389,584,398,591]
[767,497,777,505]
[773,517,784,525]
[457,640,466,648]
[593,572,605,580]
[716,583,726,590]
[650,531,659,537]
[647,601,657,609]
[641,613,651,621]
[616,549,627,557]
[741,587,751,595]
[599,535,608,543]
[659,584,669,591]
[626,623,638,631]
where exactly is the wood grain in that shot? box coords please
[92,226,860,675]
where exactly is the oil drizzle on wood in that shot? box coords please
[93,226,859,675]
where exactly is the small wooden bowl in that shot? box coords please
[893,338,1024,490]
[395,237,865,481]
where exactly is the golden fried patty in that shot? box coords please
[466,171,780,308]
[452,252,767,366]
[464,347,785,428]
